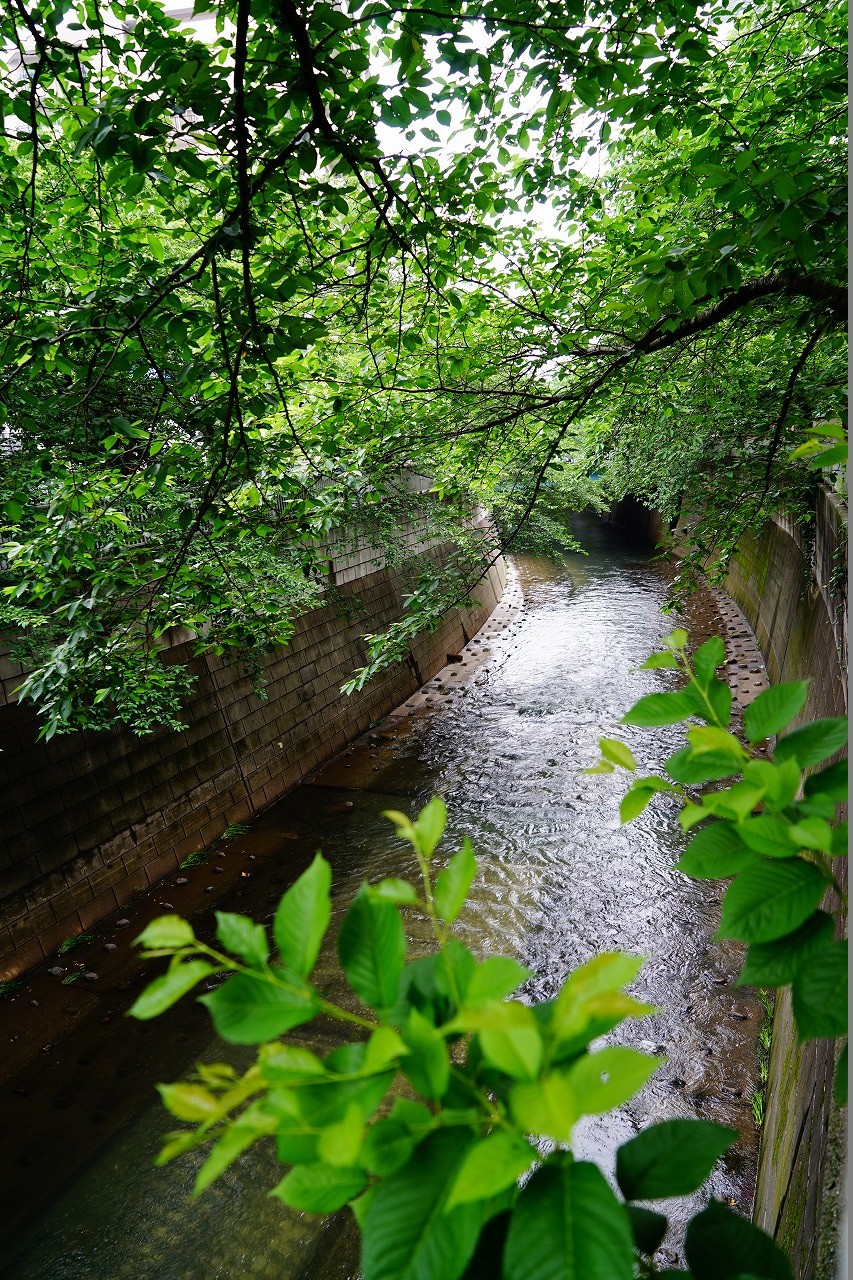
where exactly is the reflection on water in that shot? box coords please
[1,519,761,1279]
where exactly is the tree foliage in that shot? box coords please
[0,0,846,732]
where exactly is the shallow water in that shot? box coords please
[0,519,761,1279]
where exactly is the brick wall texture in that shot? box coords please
[0,548,507,979]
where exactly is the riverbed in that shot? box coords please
[0,518,762,1279]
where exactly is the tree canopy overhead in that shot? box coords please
[0,0,846,735]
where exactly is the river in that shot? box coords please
[0,518,762,1279]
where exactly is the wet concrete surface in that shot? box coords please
[0,519,768,1278]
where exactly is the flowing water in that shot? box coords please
[0,519,762,1279]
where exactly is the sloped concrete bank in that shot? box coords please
[0,543,507,980]
[609,487,848,1280]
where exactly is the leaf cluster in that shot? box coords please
[587,630,848,1104]
[131,793,794,1278]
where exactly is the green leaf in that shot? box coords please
[684,1199,792,1280]
[702,780,764,821]
[157,1082,220,1121]
[300,1071,393,1131]
[810,444,848,467]
[444,1131,535,1211]
[434,838,477,922]
[465,956,531,1006]
[617,773,676,824]
[550,993,656,1062]
[619,776,678,823]
[318,1102,366,1166]
[479,1003,543,1080]
[692,636,725,685]
[704,677,732,727]
[775,718,848,769]
[194,1105,276,1195]
[504,1161,634,1280]
[272,1112,320,1165]
[437,938,477,1003]
[414,795,447,857]
[788,817,833,853]
[260,1043,327,1083]
[362,1119,418,1177]
[134,915,196,950]
[738,911,835,987]
[676,822,755,878]
[368,878,421,905]
[620,786,655,823]
[271,1162,366,1214]
[558,952,644,1003]
[200,971,317,1043]
[717,860,827,943]
[831,821,848,856]
[791,940,847,1040]
[638,651,678,670]
[128,960,214,1019]
[509,1072,578,1141]
[566,1047,662,1115]
[401,1008,450,1099]
[215,911,269,968]
[621,690,698,726]
[665,746,742,785]
[551,952,646,1043]
[338,887,406,1016]
[743,681,810,742]
[663,628,688,651]
[361,1130,484,1280]
[390,1097,434,1130]
[616,1119,737,1200]
[626,1205,668,1255]
[743,759,802,810]
[599,738,637,770]
[383,809,416,840]
[737,816,801,859]
[686,725,746,762]
[804,760,848,803]
[363,1026,409,1073]
[273,852,332,977]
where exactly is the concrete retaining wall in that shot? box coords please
[0,547,507,980]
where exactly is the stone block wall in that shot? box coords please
[0,549,507,979]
